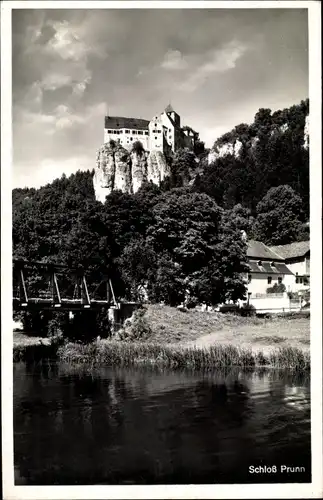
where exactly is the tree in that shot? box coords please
[221,204,256,239]
[146,189,247,305]
[195,99,309,216]
[117,237,158,301]
[171,149,198,187]
[254,185,306,245]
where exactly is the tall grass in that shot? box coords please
[57,341,310,371]
[13,342,58,363]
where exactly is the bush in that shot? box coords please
[132,140,145,154]
[267,283,286,294]
[117,308,152,342]
[239,303,256,316]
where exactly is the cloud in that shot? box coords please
[137,40,248,94]
[161,49,188,70]
[179,40,248,92]
[19,18,106,100]
[44,20,105,62]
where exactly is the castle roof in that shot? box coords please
[105,116,149,130]
[165,104,175,113]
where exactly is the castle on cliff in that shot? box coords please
[93,105,199,202]
[104,104,199,154]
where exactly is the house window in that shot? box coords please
[130,137,133,141]
[145,132,148,135]
[278,277,282,284]
[155,137,157,140]
[107,129,113,133]
[155,123,157,127]
[303,277,309,285]
[132,130,137,135]
[248,274,252,283]
[125,130,130,133]
[267,277,272,285]
[138,131,143,135]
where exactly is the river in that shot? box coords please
[14,362,311,485]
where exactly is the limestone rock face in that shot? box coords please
[147,150,171,185]
[94,143,172,201]
[114,146,132,193]
[93,144,116,203]
[131,150,148,193]
[208,140,243,164]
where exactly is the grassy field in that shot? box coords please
[125,304,310,355]
[13,305,310,369]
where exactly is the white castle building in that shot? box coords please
[104,104,198,154]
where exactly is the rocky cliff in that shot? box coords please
[93,142,170,202]
[208,110,309,165]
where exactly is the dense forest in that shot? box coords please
[195,99,309,217]
[13,99,309,333]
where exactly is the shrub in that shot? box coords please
[267,283,286,294]
[132,140,145,154]
[117,308,152,342]
[239,303,256,317]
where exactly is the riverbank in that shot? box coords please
[13,305,310,369]
[58,340,310,370]
[13,333,59,362]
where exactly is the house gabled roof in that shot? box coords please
[105,116,149,130]
[248,260,293,275]
[247,240,284,261]
[269,241,310,260]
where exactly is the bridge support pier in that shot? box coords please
[108,303,142,334]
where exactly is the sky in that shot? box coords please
[12,7,308,189]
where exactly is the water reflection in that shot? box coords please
[14,363,311,485]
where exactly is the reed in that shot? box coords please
[57,341,310,371]
[13,342,58,363]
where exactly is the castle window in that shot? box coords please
[130,137,133,141]
[155,123,157,127]
[155,137,157,140]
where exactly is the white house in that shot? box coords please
[270,241,310,293]
[104,105,198,154]
[246,240,294,297]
